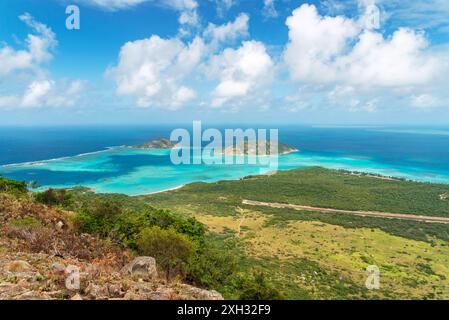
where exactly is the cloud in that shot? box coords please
[21,80,53,107]
[108,13,268,110]
[203,13,249,48]
[322,0,449,31]
[285,4,360,83]
[284,4,441,88]
[0,79,86,109]
[410,94,443,109]
[0,13,56,76]
[108,35,204,109]
[215,0,237,16]
[79,0,200,36]
[262,0,278,18]
[208,40,274,108]
[79,0,196,11]
[0,14,85,109]
[281,3,449,113]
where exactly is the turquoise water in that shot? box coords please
[2,126,449,195]
[2,146,449,196]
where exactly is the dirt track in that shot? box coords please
[242,200,449,224]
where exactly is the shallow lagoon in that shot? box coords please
[2,125,449,195]
[2,146,449,195]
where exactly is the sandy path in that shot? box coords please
[242,200,449,224]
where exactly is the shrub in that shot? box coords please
[89,199,123,217]
[237,271,283,300]
[9,216,43,229]
[0,177,27,195]
[35,189,72,206]
[73,208,206,249]
[142,210,206,244]
[137,226,194,279]
[187,239,240,290]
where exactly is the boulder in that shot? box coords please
[121,257,158,278]
[51,262,66,273]
[180,285,224,300]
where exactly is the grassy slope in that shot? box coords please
[140,167,449,299]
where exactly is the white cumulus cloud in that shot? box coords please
[0,13,56,76]
[203,13,249,48]
[0,14,85,109]
[208,40,274,108]
[108,35,205,109]
[284,4,440,88]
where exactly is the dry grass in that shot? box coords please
[0,192,130,267]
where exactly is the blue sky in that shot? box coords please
[0,0,449,125]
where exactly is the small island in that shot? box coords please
[222,140,299,156]
[134,137,176,149]
[133,137,299,155]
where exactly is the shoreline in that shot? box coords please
[142,184,186,196]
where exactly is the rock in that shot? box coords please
[107,283,124,297]
[51,262,66,273]
[180,285,224,300]
[121,257,158,278]
[123,291,141,300]
[86,283,109,300]
[5,260,33,273]
[56,221,65,230]
[71,293,83,300]
[16,291,52,300]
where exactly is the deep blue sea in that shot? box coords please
[1,125,449,195]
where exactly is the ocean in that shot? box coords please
[1,125,449,195]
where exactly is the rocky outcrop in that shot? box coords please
[0,192,223,301]
[120,257,158,278]
[0,251,223,300]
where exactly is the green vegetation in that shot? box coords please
[134,137,176,149]
[73,199,205,248]
[34,188,72,207]
[68,197,277,298]
[222,140,298,155]
[9,216,44,229]
[0,177,27,196]
[144,166,449,217]
[260,207,449,244]
[141,167,449,299]
[5,167,449,299]
[237,271,284,300]
[137,226,193,279]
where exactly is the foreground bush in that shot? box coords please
[73,206,205,249]
[137,226,193,279]
[187,238,240,290]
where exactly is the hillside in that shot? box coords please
[4,167,449,299]
[142,167,449,299]
[0,178,223,300]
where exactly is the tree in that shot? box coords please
[34,189,71,206]
[238,271,283,300]
[89,199,123,217]
[137,226,193,280]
